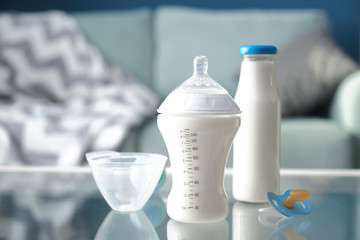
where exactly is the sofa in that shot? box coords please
[53,7,360,168]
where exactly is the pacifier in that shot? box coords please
[266,189,312,217]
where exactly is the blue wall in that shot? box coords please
[1,0,359,62]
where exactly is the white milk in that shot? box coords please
[233,47,280,203]
[158,114,240,223]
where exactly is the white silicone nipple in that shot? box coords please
[176,56,227,94]
[157,56,240,115]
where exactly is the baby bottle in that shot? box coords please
[157,56,241,223]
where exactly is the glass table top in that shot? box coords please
[0,167,359,240]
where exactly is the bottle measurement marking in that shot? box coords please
[180,129,200,210]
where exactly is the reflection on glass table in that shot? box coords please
[96,210,159,240]
[0,168,360,239]
[167,219,229,240]
[233,201,311,240]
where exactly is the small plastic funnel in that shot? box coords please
[86,151,167,212]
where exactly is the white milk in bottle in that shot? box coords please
[233,45,280,203]
[157,56,241,223]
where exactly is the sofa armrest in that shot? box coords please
[330,69,360,135]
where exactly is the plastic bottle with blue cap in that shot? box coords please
[158,56,241,223]
[233,45,281,203]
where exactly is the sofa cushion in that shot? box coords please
[276,28,359,116]
[153,7,329,100]
[73,8,153,86]
[331,70,360,135]
[280,118,354,168]
[136,118,354,168]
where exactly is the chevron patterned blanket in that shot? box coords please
[0,11,159,165]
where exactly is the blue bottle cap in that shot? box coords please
[239,45,277,55]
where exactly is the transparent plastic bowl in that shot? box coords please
[86,151,167,212]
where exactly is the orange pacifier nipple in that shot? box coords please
[282,189,310,209]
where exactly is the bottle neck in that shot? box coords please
[237,54,278,97]
[241,54,275,62]
[240,55,275,81]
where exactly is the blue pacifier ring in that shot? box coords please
[266,189,312,217]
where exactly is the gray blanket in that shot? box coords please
[0,11,159,165]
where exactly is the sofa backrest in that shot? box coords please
[73,7,330,100]
[73,8,153,87]
[153,7,329,99]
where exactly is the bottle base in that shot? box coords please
[168,212,227,224]
[233,192,269,204]
[233,198,268,204]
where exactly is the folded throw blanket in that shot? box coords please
[0,11,159,165]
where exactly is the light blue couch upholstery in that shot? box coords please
[73,7,360,168]
[73,8,153,86]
